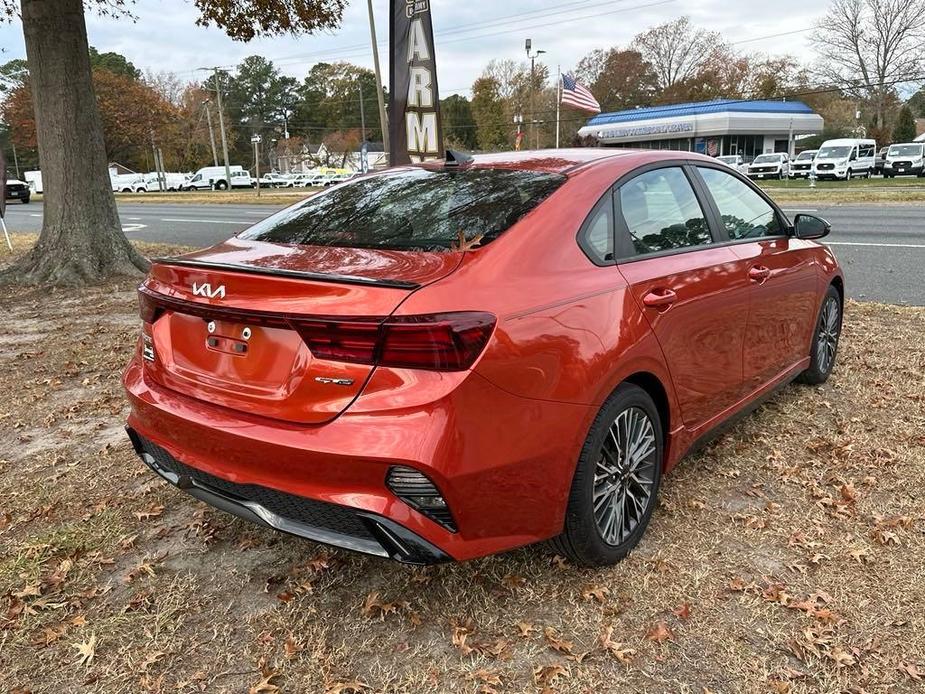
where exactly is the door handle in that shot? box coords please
[748,265,771,283]
[642,288,677,308]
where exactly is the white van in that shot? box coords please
[812,138,876,180]
[182,165,251,191]
[111,173,147,193]
[144,172,188,191]
[24,170,43,194]
[882,142,925,178]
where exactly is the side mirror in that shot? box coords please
[793,213,831,240]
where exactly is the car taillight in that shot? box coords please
[137,288,494,372]
[294,312,495,371]
[138,289,163,324]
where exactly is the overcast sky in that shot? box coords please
[0,0,827,97]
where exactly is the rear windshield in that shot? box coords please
[238,168,566,251]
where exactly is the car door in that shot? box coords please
[694,165,819,393]
[614,164,751,430]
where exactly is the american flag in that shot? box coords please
[561,73,601,114]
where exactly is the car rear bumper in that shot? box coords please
[126,427,450,563]
[122,356,592,563]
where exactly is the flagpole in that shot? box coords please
[555,65,561,149]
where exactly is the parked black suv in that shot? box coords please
[4,179,31,204]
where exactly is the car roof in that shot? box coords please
[416,148,721,175]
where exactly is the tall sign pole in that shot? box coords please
[389,0,443,165]
[367,0,390,161]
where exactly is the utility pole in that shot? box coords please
[358,83,367,143]
[11,139,20,178]
[252,134,262,198]
[525,39,546,151]
[157,148,166,191]
[199,67,232,189]
[149,131,161,191]
[366,0,389,160]
[203,99,219,167]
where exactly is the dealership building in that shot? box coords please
[577,99,824,159]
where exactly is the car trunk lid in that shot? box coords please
[139,238,462,424]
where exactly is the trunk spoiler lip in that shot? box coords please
[151,256,422,290]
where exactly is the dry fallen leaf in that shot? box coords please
[248,672,280,694]
[133,505,164,521]
[582,584,609,603]
[543,626,574,654]
[600,626,636,664]
[646,621,673,644]
[533,664,569,687]
[72,633,97,666]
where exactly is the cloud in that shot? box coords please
[0,0,826,97]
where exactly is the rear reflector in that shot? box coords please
[386,466,457,532]
[138,287,495,372]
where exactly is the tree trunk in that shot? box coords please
[1,0,148,285]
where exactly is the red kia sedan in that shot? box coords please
[123,149,843,566]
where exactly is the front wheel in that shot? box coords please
[798,285,842,385]
[550,383,663,567]
[21,197,30,204]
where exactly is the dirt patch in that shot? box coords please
[1,241,924,693]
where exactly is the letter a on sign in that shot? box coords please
[389,0,444,165]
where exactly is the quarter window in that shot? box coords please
[698,167,783,240]
[579,199,613,264]
[617,167,711,256]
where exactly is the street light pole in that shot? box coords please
[366,0,390,160]
[252,134,262,198]
[358,83,367,142]
[525,39,546,151]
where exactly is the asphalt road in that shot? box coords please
[4,200,924,305]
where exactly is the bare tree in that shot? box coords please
[632,17,724,91]
[812,0,925,128]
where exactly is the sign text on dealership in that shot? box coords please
[597,122,695,140]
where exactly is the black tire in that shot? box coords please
[215,180,228,191]
[550,383,663,567]
[798,285,842,386]
[21,197,29,204]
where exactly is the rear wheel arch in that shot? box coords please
[829,275,844,305]
[622,372,670,464]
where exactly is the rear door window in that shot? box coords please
[239,168,565,252]
[697,167,784,240]
[616,167,712,257]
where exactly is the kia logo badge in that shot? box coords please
[192,282,225,299]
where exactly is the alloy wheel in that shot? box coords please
[816,296,840,374]
[593,407,658,546]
